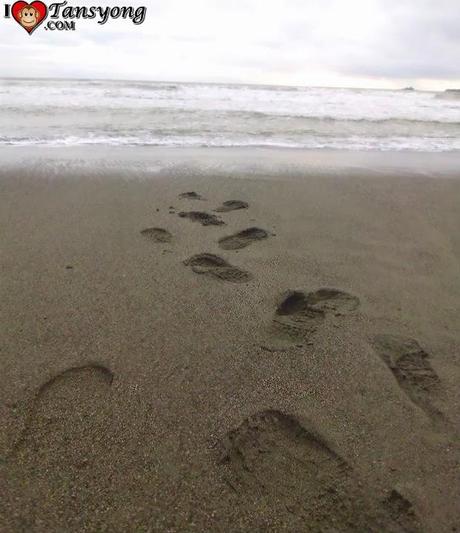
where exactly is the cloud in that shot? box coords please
[0,0,458,89]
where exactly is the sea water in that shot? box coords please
[1,78,459,152]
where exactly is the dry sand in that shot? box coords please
[0,148,459,532]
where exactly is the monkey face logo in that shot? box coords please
[12,1,48,34]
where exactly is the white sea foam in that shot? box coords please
[1,78,459,151]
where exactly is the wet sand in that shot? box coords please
[1,148,459,532]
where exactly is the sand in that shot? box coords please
[0,147,459,532]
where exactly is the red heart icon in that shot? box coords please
[12,1,48,34]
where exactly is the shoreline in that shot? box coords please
[1,145,460,180]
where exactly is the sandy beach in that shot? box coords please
[1,147,459,532]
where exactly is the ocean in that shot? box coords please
[1,78,459,152]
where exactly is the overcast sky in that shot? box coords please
[1,0,459,89]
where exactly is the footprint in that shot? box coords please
[383,489,420,533]
[267,288,360,348]
[178,211,225,226]
[12,364,114,464]
[218,227,269,250]
[215,200,249,212]
[179,191,203,200]
[218,410,420,532]
[302,288,361,315]
[140,227,172,243]
[371,334,442,419]
[183,253,252,283]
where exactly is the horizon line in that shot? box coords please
[0,75,451,93]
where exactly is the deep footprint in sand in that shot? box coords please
[179,191,203,200]
[12,364,114,465]
[184,253,252,283]
[215,200,249,212]
[218,227,269,250]
[266,288,360,349]
[178,211,225,226]
[218,410,420,532]
[140,227,172,243]
[372,334,442,419]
